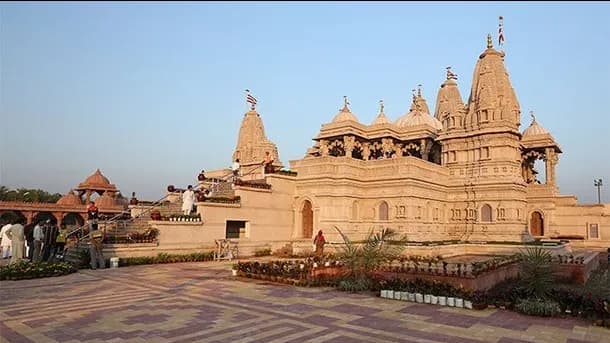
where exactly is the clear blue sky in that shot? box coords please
[1,2,609,203]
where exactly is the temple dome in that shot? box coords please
[522,119,549,137]
[396,109,443,130]
[56,190,82,206]
[332,105,359,123]
[95,192,116,209]
[78,169,115,190]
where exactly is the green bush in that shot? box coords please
[0,261,77,280]
[338,277,372,292]
[118,252,214,267]
[515,298,561,317]
[518,247,555,298]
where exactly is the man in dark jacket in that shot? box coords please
[41,220,59,262]
[23,223,35,261]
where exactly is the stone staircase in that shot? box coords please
[64,241,91,269]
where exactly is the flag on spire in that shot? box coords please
[498,16,505,47]
[245,89,257,109]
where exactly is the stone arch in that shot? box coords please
[378,201,389,221]
[530,211,544,236]
[0,210,26,224]
[32,212,57,225]
[301,200,314,239]
[61,212,84,229]
[480,204,492,222]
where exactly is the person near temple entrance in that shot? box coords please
[0,220,12,259]
[182,185,196,216]
[198,170,206,181]
[263,151,274,175]
[313,230,326,258]
[231,159,241,182]
[42,219,59,262]
[54,225,68,260]
[24,222,35,261]
[5,219,25,265]
[87,201,99,232]
[89,228,105,269]
[33,220,44,262]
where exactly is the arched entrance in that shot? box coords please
[0,210,26,224]
[61,212,84,230]
[530,211,544,236]
[32,212,57,225]
[302,200,313,238]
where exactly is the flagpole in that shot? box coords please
[498,16,504,49]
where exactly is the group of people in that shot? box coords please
[0,217,69,265]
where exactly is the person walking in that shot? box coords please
[5,219,25,265]
[42,219,58,262]
[313,230,326,258]
[181,185,196,216]
[87,201,99,232]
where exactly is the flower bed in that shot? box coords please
[0,261,77,281]
[236,259,344,287]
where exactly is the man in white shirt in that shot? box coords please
[181,185,196,216]
[33,221,44,262]
[0,220,12,259]
[231,159,241,182]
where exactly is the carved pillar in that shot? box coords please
[545,148,558,185]
[362,142,371,160]
[343,136,355,158]
[420,139,432,161]
[85,190,92,203]
[319,140,329,157]
[54,212,64,225]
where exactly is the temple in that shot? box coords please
[197,33,608,248]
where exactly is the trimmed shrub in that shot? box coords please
[0,261,77,280]
[515,298,561,317]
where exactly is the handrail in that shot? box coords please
[67,192,172,243]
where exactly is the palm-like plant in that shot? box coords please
[517,247,555,299]
[335,227,408,290]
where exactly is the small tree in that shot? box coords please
[518,247,555,299]
[335,227,408,291]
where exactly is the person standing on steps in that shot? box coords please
[231,159,241,182]
[89,227,105,270]
[182,185,196,216]
[0,220,12,259]
[313,230,326,258]
[87,201,99,233]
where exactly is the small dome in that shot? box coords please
[332,106,359,123]
[331,97,359,123]
[95,192,116,208]
[522,118,550,137]
[395,109,443,130]
[57,190,82,206]
[81,169,111,187]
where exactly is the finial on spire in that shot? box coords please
[446,66,458,80]
[379,99,384,113]
[417,84,422,97]
[530,110,536,123]
[487,33,493,49]
[245,89,257,110]
[342,95,351,111]
[411,88,417,101]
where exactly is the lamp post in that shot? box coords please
[594,179,603,204]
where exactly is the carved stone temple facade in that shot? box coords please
[199,34,609,245]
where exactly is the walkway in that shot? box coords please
[0,261,608,343]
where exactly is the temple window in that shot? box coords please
[481,204,492,222]
[379,201,389,221]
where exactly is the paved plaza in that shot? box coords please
[1,261,608,343]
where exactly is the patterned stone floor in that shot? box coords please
[1,261,608,343]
